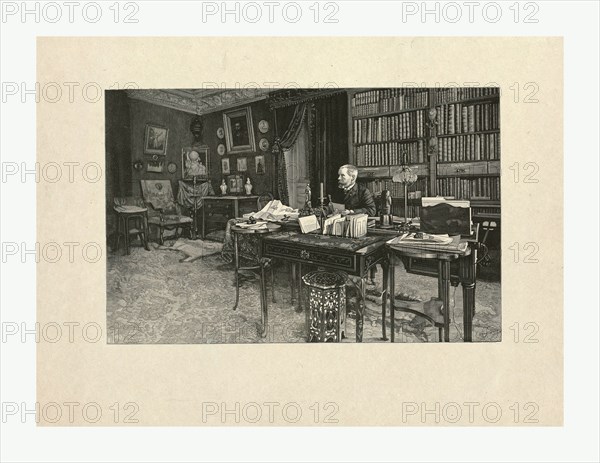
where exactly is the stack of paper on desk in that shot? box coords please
[345,213,368,238]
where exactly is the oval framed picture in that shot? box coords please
[258,120,269,133]
[217,127,225,139]
[167,162,177,174]
[217,143,226,156]
[259,137,270,152]
[133,159,143,171]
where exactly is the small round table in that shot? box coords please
[231,222,281,338]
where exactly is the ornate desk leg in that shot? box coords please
[232,233,240,311]
[298,263,303,313]
[460,252,477,342]
[390,253,396,343]
[440,260,451,342]
[381,257,389,341]
[260,264,267,338]
[356,276,365,343]
[290,262,297,306]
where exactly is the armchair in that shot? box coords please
[140,180,192,245]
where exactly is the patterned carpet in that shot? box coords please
[107,239,501,344]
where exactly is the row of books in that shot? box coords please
[437,133,500,162]
[364,177,430,200]
[355,140,427,166]
[436,102,499,135]
[435,87,499,105]
[392,203,422,219]
[353,110,426,144]
[352,89,429,117]
[435,177,500,201]
[472,206,501,216]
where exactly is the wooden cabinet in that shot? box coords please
[201,196,258,238]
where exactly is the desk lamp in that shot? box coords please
[392,152,418,227]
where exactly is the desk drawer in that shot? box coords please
[264,242,356,272]
[205,203,233,216]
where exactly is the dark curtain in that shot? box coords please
[273,103,307,205]
[307,92,348,205]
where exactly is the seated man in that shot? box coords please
[337,164,376,217]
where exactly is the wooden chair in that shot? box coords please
[257,192,274,211]
[140,180,193,245]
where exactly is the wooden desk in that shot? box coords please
[386,235,478,342]
[262,232,389,342]
[201,196,258,239]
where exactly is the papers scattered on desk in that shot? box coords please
[242,200,299,221]
[389,233,454,245]
[236,221,269,230]
[387,233,468,252]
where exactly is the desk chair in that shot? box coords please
[257,192,274,211]
[230,223,279,338]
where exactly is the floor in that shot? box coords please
[106,238,501,344]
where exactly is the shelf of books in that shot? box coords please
[433,87,501,220]
[348,87,501,222]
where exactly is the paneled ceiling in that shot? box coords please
[125,88,273,115]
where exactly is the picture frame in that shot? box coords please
[144,124,169,156]
[146,160,164,173]
[221,157,230,175]
[227,174,244,194]
[181,146,209,180]
[223,107,256,154]
[236,157,247,172]
[255,155,265,175]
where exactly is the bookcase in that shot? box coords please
[347,87,501,221]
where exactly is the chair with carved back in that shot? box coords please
[140,180,192,245]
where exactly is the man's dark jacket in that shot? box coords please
[343,183,376,216]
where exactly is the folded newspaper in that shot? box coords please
[242,200,300,221]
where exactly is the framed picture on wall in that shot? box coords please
[181,146,209,180]
[221,158,230,175]
[144,124,168,156]
[255,155,265,174]
[146,160,164,173]
[227,174,244,194]
[223,107,256,154]
[236,157,247,172]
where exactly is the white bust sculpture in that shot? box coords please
[220,179,227,195]
[245,178,253,195]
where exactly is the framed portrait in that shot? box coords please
[236,157,247,172]
[221,157,230,175]
[144,124,168,156]
[223,107,256,154]
[146,160,164,173]
[254,155,265,175]
[227,174,244,194]
[181,146,209,180]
